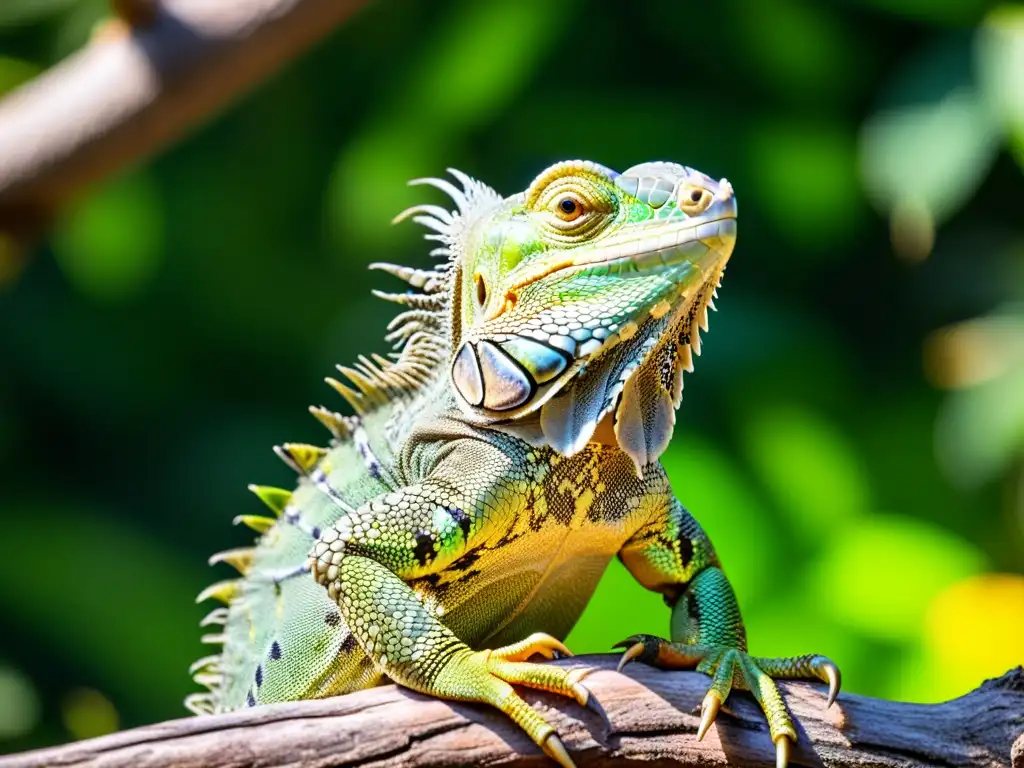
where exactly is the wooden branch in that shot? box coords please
[0,0,368,243]
[2,658,1021,768]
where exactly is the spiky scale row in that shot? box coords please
[247,485,292,516]
[196,579,241,605]
[274,443,327,475]
[309,406,352,441]
[208,547,255,575]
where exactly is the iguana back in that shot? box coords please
[188,169,500,713]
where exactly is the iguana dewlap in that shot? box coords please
[189,160,839,768]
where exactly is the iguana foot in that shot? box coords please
[434,639,589,768]
[490,631,574,662]
[614,634,840,768]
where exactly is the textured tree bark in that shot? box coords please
[1,658,1021,768]
[0,0,368,243]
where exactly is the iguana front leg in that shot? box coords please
[308,437,587,768]
[616,498,840,768]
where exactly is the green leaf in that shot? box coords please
[976,5,1024,171]
[661,436,781,604]
[804,514,986,642]
[0,506,208,721]
[325,0,575,250]
[748,120,860,251]
[51,172,164,303]
[935,354,1024,487]
[0,0,77,29]
[741,404,870,540]
[858,35,1001,224]
[0,56,40,96]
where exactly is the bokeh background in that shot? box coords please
[1,0,1023,752]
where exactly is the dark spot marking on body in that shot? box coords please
[420,573,442,586]
[270,640,282,660]
[325,611,341,627]
[340,633,358,653]
[493,527,524,548]
[448,548,482,572]
[311,526,321,539]
[247,691,256,707]
[413,530,435,567]
[678,536,694,568]
[255,665,263,687]
[689,597,702,628]
[447,507,472,540]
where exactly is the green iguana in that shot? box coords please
[188,160,839,768]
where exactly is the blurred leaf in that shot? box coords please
[662,436,781,604]
[50,0,108,60]
[0,506,207,720]
[0,666,40,740]
[0,0,77,29]
[742,405,870,539]
[805,514,986,642]
[748,120,860,250]
[51,172,164,303]
[977,5,1024,166]
[61,688,118,741]
[0,55,40,96]
[326,0,574,250]
[735,0,858,101]
[859,35,1000,225]
[935,352,1024,487]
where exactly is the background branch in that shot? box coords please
[1,658,1021,768]
[0,0,368,244]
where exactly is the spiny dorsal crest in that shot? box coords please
[333,169,501,417]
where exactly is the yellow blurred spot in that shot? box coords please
[922,573,1024,699]
[924,316,1024,389]
[62,688,119,741]
[890,198,933,263]
[0,666,40,739]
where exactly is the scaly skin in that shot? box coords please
[190,161,839,767]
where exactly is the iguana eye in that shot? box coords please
[553,194,585,221]
[474,272,488,308]
[679,185,713,215]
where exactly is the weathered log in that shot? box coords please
[2,658,1021,767]
[0,0,368,243]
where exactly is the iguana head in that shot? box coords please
[393,159,736,471]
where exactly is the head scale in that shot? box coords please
[396,159,737,473]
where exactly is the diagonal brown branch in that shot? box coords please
[1,658,1021,768]
[0,0,368,244]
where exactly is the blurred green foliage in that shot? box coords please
[1,0,1022,752]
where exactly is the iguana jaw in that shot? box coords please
[502,213,736,297]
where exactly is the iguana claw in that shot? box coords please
[615,641,646,672]
[696,689,721,740]
[775,734,791,768]
[543,733,576,768]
